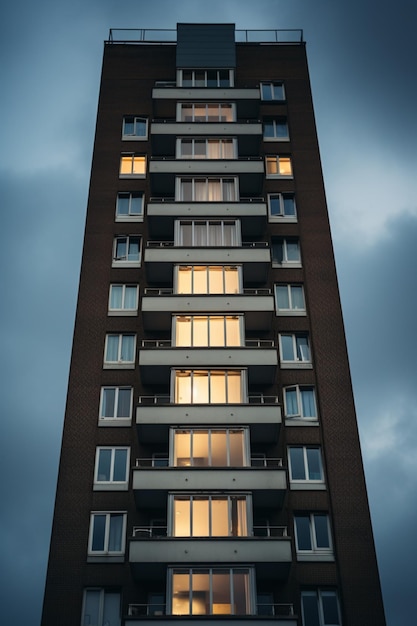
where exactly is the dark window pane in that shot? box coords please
[113,449,128,481]
[302,593,320,626]
[290,447,306,479]
[295,516,312,550]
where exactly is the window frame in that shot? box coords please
[178,69,234,87]
[176,137,237,159]
[288,447,325,487]
[275,284,306,316]
[171,369,247,404]
[94,447,130,491]
[265,155,293,178]
[88,512,127,557]
[283,385,317,421]
[122,116,148,140]
[263,119,289,141]
[267,193,297,221]
[112,235,142,268]
[103,334,136,369]
[173,314,244,347]
[260,81,285,101]
[115,192,144,222]
[177,102,236,122]
[294,513,333,559]
[176,177,239,202]
[119,153,146,178]
[279,333,312,368]
[170,427,250,467]
[301,590,341,626]
[174,219,241,247]
[174,265,242,295]
[108,284,139,316]
[81,589,121,626]
[271,237,302,267]
[99,386,133,423]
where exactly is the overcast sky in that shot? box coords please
[1,1,416,625]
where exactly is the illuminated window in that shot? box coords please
[81,590,120,626]
[94,448,130,488]
[260,82,285,101]
[112,235,141,266]
[172,428,248,467]
[268,193,296,220]
[119,154,146,177]
[271,237,301,266]
[173,370,244,404]
[179,69,234,87]
[284,386,317,419]
[275,284,305,314]
[177,177,238,201]
[175,220,241,247]
[279,333,311,366]
[104,334,135,366]
[263,119,289,140]
[178,102,235,122]
[116,192,143,220]
[171,495,249,537]
[266,156,293,177]
[122,116,148,139]
[88,512,126,555]
[174,315,243,347]
[295,514,333,557]
[175,266,241,294]
[178,138,236,159]
[109,284,138,314]
[301,590,341,626]
[99,386,133,420]
[288,447,324,483]
[170,568,252,616]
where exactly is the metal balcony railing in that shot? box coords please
[152,117,261,125]
[146,240,268,248]
[131,525,287,538]
[127,602,295,617]
[142,287,272,296]
[148,196,265,203]
[140,339,275,348]
[137,394,279,405]
[134,457,283,469]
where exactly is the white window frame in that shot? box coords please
[176,137,237,159]
[115,192,144,222]
[103,334,136,369]
[94,447,130,491]
[108,284,139,316]
[172,314,244,347]
[295,513,333,559]
[119,153,146,177]
[174,265,243,295]
[265,155,293,178]
[174,219,241,247]
[288,447,325,486]
[171,369,247,404]
[177,102,236,122]
[267,193,297,221]
[170,427,250,467]
[178,69,234,87]
[263,119,289,141]
[122,116,148,140]
[81,589,121,626]
[275,284,306,315]
[99,386,133,423]
[271,237,302,267]
[88,512,127,557]
[279,333,312,368]
[176,177,239,202]
[260,81,285,101]
[301,590,341,626]
[283,385,317,420]
[112,235,142,268]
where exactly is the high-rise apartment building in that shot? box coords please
[41,24,386,626]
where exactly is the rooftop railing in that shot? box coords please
[107,29,303,44]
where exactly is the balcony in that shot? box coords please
[149,158,263,195]
[136,396,281,443]
[132,462,286,508]
[141,288,274,331]
[144,242,270,283]
[129,534,291,580]
[147,200,267,238]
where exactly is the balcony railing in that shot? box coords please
[143,287,272,296]
[140,339,275,348]
[148,196,265,203]
[132,525,287,538]
[146,240,268,248]
[137,394,279,405]
[134,457,283,468]
[127,602,295,617]
[107,28,304,44]
[152,118,261,125]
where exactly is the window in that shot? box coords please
[99,386,133,420]
[301,590,341,626]
[178,102,235,122]
[112,236,141,266]
[284,386,317,419]
[104,334,136,367]
[271,237,301,266]
[178,138,236,159]
[170,568,252,615]
[265,155,293,177]
[295,514,333,558]
[175,220,241,247]
[279,333,311,366]
[88,512,126,555]
[177,177,238,201]
[173,370,244,404]
[288,447,324,483]
[171,495,249,537]
[268,193,296,220]
[94,448,130,489]
[116,192,143,220]
[172,428,248,467]
[260,81,285,101]
[119,154,146,177]
[175,265,241,294]
[82,589,120,626]
[174,315,243,347]
[122,116,148,139]
[179,69,234,87]
[275,284,305,314]
[108,284,138,315]
[263,119,289,140]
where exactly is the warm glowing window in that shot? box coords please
[119,154,146,176]
[172,428,248,467]
[174,315,243,347]
[173,370,244,404]
[260,82,285,101]
[175,220,241,247]
[171,495,249,537]
[263,119,289,140]
[180,69,234,87]
[177,177,238,202]
[179,103,234,122]
[170,568,252,616]
[175,266,241,294]
[266,156,292,177]
[178,138,236,159]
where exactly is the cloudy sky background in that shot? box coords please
[1,1,416,624]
